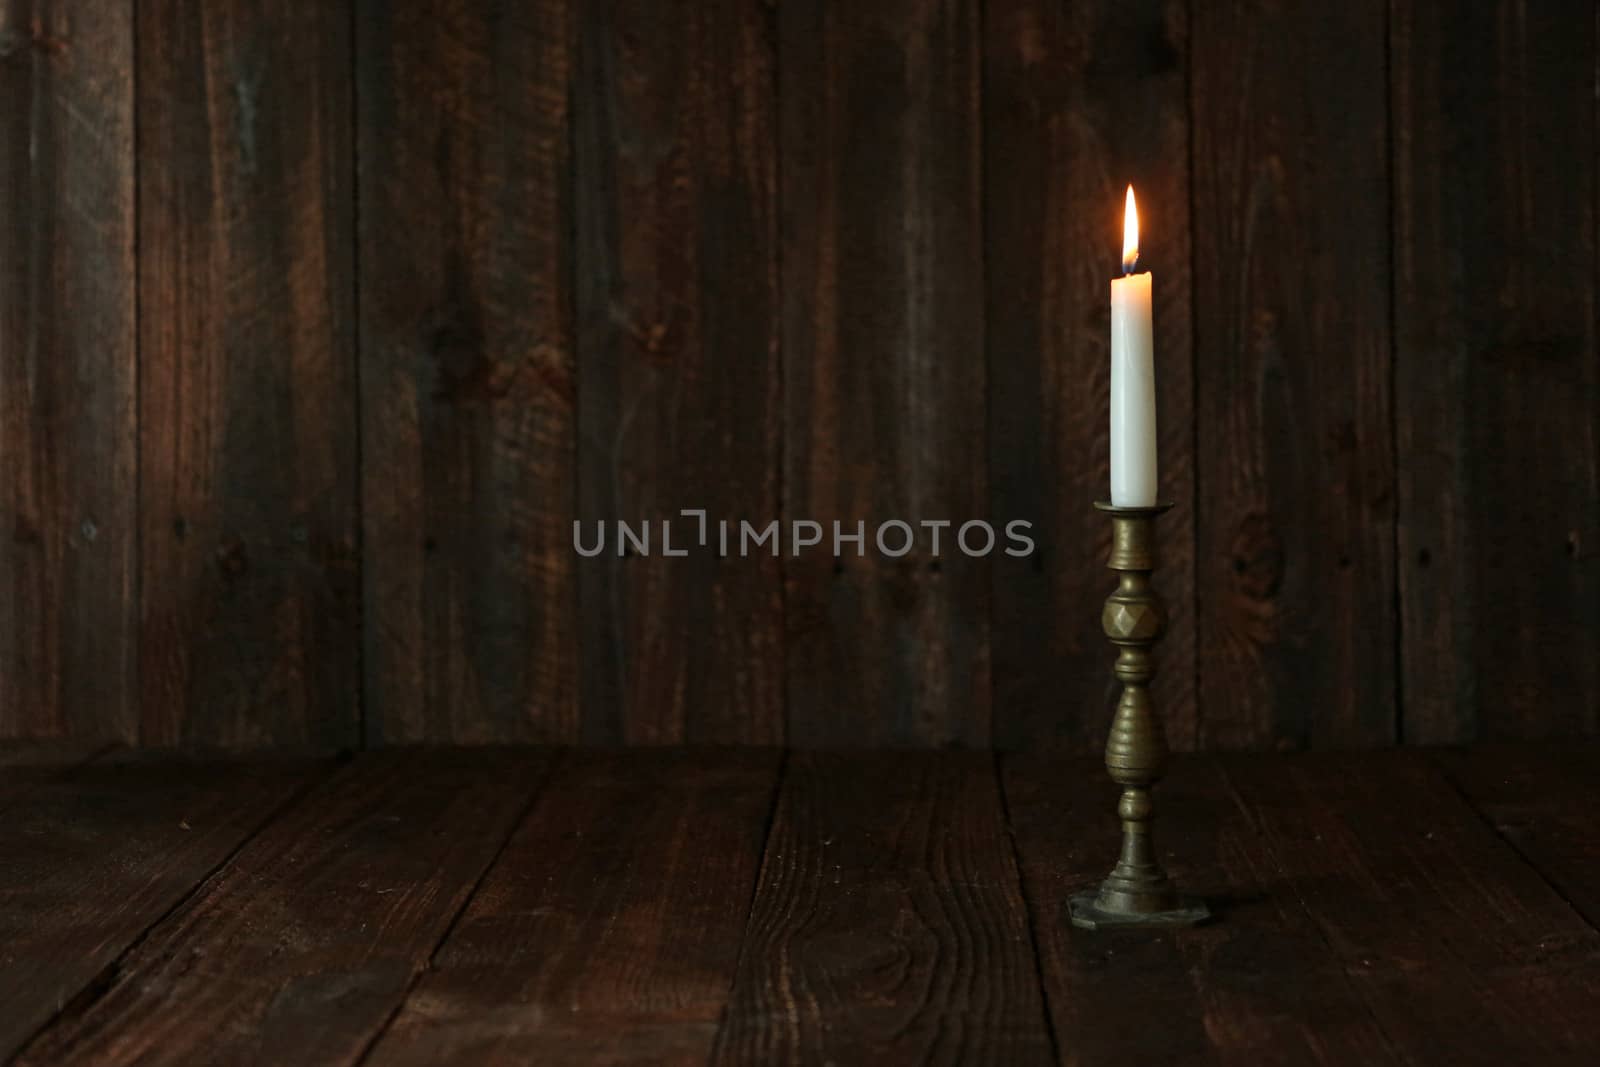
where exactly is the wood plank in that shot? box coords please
[0,741,109,812]
[358,0,579,743]
[0,0,136,743]
[712,752,1051,1064]
[573,0,783,744]
[1191,0,1396,748]
[0,740,107,765]
[1004,754,1398,1065]
[138,0,359,745]
[1225,751,1600,1064]
[780,0,991,746]
[366,749,781,1065]
[15,749,557,1066]
[0,754,324,1059]
[1436,744,1600,929]
[1392,0,1599,742]
[983,0,1196,752]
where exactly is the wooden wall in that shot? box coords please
[0,0,1594,749]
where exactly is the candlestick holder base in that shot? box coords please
[1069,502,1210,932]
[1068,890,1209,931]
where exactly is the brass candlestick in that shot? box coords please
[1069,502,1209,929]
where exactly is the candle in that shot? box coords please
[1110,185,1157,507]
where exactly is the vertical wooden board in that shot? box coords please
[780,0,990,747]
[1191,0,1395,749]
[358,1,579,743]
[138,0,358,746]
[573,0,783,744]
[1003,754,1399,1065]
[983,0,1195,752]
[367,750,781,1065]
[1436,745,1600,928]
[1225,752,1600,1064]
[16,749,556,1066]
[0,2,136,742]
[711,752,1052,1065]
[1392,1,1599,743]
[0,755,324,1060]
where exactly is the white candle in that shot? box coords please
[1110,185,1157,507]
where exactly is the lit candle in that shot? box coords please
[1110,186,1157,507]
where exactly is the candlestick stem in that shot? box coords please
[1069,502,1209,930]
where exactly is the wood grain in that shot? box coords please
[1,748,1597,1061]
[1225,751,1600,1064]
[573,0,783,744]
[779,0,990,746]
[1191,0,1396,749]
[984,0,1196,752]
[1437,744,1600,929]
[367,749,781,1066]
[138,0,359,746]
[712,751,1051,1065]
[16,749,556,1066]
[0,755,323,1059]
[1004,753,1399,1065]
[0,0,136,743]
[1392,0,1599,743]
[358,0,579,744]
[8,2,1600,753]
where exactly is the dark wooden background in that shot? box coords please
[1,0,1595,750]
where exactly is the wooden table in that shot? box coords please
[0,744,1595,1065]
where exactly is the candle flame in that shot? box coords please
[1122,185,1139,274]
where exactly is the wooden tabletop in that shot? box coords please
[0,744,1596,1065]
